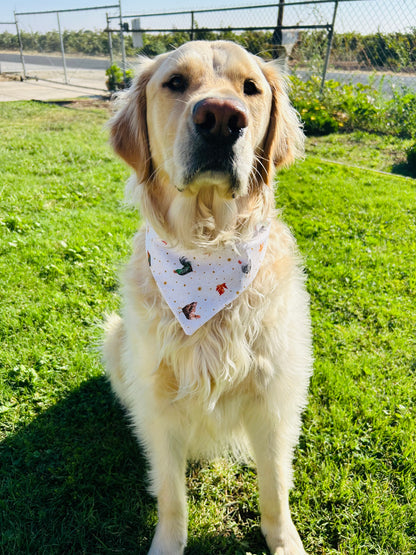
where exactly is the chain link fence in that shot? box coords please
[1,5,121,91]
[114,0,415,91]
[0,21,17,76]
[0,1,415,93]
[320,0,416,89]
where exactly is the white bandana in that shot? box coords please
[145,223,270,335]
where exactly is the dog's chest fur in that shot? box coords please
[122,219,305,413]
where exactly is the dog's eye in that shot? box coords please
[243,79,260,96]
[163,74,188,93]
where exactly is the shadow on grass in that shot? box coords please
[1,376,266,554]
[1,376,153,553]
[31,97,112,113]
[391,161,416,179]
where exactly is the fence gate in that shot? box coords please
[13,4,121,91]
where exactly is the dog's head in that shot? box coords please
[110,40,303,200]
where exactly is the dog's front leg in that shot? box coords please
[244,410,307,555]
[146,424,188,555]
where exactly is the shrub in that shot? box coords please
[290,77,343,136]
[385,89,416,138]
[290,75,416,138]
[105,64,133,92]
[293,98,340,136]
[1,28,415,72]
[357,32,416,72]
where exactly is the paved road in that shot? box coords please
[0,52,111,71]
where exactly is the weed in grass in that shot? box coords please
[0,101,415,554]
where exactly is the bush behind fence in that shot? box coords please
[1,27,415,73]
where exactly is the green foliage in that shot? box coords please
[0,29,114,56]
[356,31,416,71]
[236,30,274,58]
[291,30,328,72]
[136,28,274,58]
[291,78,341,135]
[291,76,416,139]
[0,31,19,49]
[1,28,415,71]
[105,63,123,91]
[386,88,416,139]
[291,29,416,72]
[139,32,190,57]
[63,29,111,56]
[105,64,133,91]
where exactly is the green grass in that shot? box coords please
[1,100,415,554]
[305,131,415,177]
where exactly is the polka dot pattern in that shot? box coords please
[145,223,271,335]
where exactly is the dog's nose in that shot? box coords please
[192,98,248,143]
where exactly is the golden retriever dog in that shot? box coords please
[103,40,312,555]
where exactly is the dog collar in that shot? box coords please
[145,223,270,335]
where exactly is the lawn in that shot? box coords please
[0,99,415,554]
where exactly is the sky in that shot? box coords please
[0,0,414,35]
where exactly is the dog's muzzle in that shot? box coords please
[192,97,248,145]
[183,97,249,190]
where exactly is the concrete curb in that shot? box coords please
[0,76,109,102]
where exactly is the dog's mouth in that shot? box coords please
[183,147,239,193]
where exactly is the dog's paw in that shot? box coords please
[147,521,186,555]
[148,539,185,555]
[262,518,307,555]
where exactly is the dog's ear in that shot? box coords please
[109,61,153,183]
[257,62,304,185]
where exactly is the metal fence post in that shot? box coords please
[56,12,68,84]
[272,0,286,60]
[320,0,339,94]
[118,0,127,80]
[107,12,114,65]
[191,11,194,41]
[14,12,27,79]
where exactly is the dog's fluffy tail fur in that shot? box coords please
[102,313,128,405]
